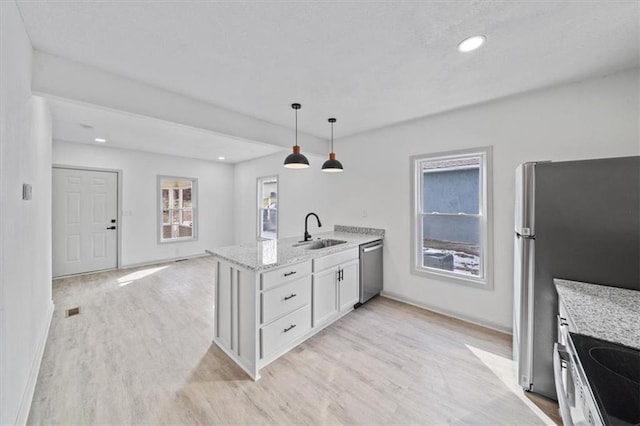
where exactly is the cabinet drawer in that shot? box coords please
[261,277,311,324]
[261,305,311,359]
[261,261,312,291]
[312,247,359,272]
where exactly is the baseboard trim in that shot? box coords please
[15,300,54,425]
[53,253,209,280]
[119,253,208,270]
[381,291,512,335]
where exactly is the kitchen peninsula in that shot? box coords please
[206,225,384,380]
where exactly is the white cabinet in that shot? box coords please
[261,261,312,290]
[312,267,338,326]
[338,259,359,312]
[261,305,312,359]
[261,276,311,324]
[214,259,258,376]
[259,262,312,366]
[213,245,362,380]
[312,247,359,326]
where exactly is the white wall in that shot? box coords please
[329,69,640,332]
[33,52,328,155]
[53,141,234,266]
[0,1,54,424]
[233,152,336,244]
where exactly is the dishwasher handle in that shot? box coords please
[362,244,382,253]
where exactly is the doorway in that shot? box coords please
[257,175,278,240]
[52,167,119,277]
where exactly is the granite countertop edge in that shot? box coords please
[207,225,384,272]
[554,278,640,351]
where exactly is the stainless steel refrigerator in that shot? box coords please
[513,156,640,399]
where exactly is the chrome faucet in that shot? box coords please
[304,212,322,241]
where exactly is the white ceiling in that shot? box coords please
[48,97,282,163]
[17,1,640,142]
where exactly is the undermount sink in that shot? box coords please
[293,239,347,250]
[307,239,347,250]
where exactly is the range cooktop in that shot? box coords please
[570,333,640,426]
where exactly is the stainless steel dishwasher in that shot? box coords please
[357,240,383,306]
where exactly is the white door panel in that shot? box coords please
[53,168,118,277]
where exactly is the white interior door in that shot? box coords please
[53,167,118,277]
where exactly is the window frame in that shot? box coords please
[157,175,198,244]
[256,175,279,241]
[410,146,493,289]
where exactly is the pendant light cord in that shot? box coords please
[295,108,298,147]
[330,121,334,153]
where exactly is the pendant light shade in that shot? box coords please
[322,118,343,173]
[284,103,310,169]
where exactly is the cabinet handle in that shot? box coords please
[284,271,296,277]
[284,293,297,301]
[284,324,296,333]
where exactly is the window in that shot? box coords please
[257,175,278,240]
[158,176,197,243]
[411,147,492,287]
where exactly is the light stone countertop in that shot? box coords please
[554,278,640,350]
[206,225,384,272]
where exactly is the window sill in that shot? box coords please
[159,236,199,244]
[411,266,493,290]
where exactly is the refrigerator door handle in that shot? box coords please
[515,162,536,236]
[514,233,535,390]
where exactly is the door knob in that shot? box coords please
[106,226,116,230]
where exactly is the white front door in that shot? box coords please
[53,167,118,277]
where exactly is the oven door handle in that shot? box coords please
[553,343,575,426]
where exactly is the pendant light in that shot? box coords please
[283,103,309,169]
[321,118,343,173]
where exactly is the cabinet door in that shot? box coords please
[312,268,338,326]
[339,259,360,312]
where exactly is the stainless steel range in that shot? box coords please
[555,332,640,426]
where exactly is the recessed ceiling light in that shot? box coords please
[218,156,225,160]
[457,35,486,52]
[94,138,107,143]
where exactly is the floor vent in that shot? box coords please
[66,307,80,317]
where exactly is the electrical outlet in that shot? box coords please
[362,210,368,218]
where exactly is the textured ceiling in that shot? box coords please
[17,0,640,139]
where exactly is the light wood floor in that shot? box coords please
[28,256,559,425]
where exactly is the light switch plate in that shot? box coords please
[22,183,32,200]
